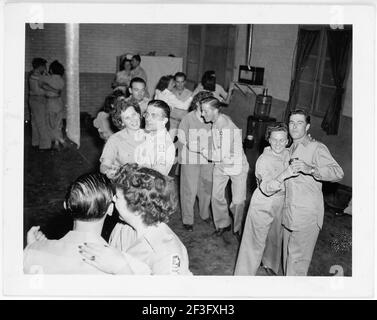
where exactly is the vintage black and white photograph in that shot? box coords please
[2,2,375,298]
[22,22,353,276]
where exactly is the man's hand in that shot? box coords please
[291,160,313,175]
[277,164,299,183]
[26,226,47,246]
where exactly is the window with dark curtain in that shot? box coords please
[285,25,352,135]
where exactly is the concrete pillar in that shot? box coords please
[65,23,80,147]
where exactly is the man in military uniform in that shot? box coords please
[283,109,344,276]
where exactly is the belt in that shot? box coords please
[46,96,61,99]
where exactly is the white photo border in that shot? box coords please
[1,1,375,298]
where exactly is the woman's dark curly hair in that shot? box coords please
[102,91,124,114]
[188,91,214,112]
[49,60,65,76]
[201,70,216,91]
[112,163,178,226]
[111,98,141,130]
[155,75,174,92]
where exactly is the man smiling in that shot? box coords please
[127,77,150,115]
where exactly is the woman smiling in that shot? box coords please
[99,98,145,179]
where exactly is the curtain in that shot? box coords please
[321,30,352,135]
[284,29,320,122]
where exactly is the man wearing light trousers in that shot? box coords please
[283,109,344,276]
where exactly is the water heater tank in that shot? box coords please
[254,88,272,119]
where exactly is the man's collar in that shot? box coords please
[293,134,311,147]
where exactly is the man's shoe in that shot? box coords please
[183,224,193,232]
[215,225,231,237]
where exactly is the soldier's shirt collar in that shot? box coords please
[292,134,311,148]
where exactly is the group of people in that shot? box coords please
[94,68,243,239]
[111,54,148,95]
[235,111,344,276]
[28,58,66,151]
[25,61,344,276]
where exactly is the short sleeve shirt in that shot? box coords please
[100,129,145,167]
[23,231,108,274]
[109,223,192,275]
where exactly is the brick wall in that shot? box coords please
[80,73,114,115]
[25,24,66,71]
[79,24,188,73]
[25,23,189,116]
[25,23,188,72]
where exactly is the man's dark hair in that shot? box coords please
[174,72,187,81]
[113,163,178,226]
[130,77,146,88]
[65,173,113,221]
[147,99,170,119]
[132,54,141,63]
[32,57,47,69]
[147,99,170,130]
[289,109,311,124]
